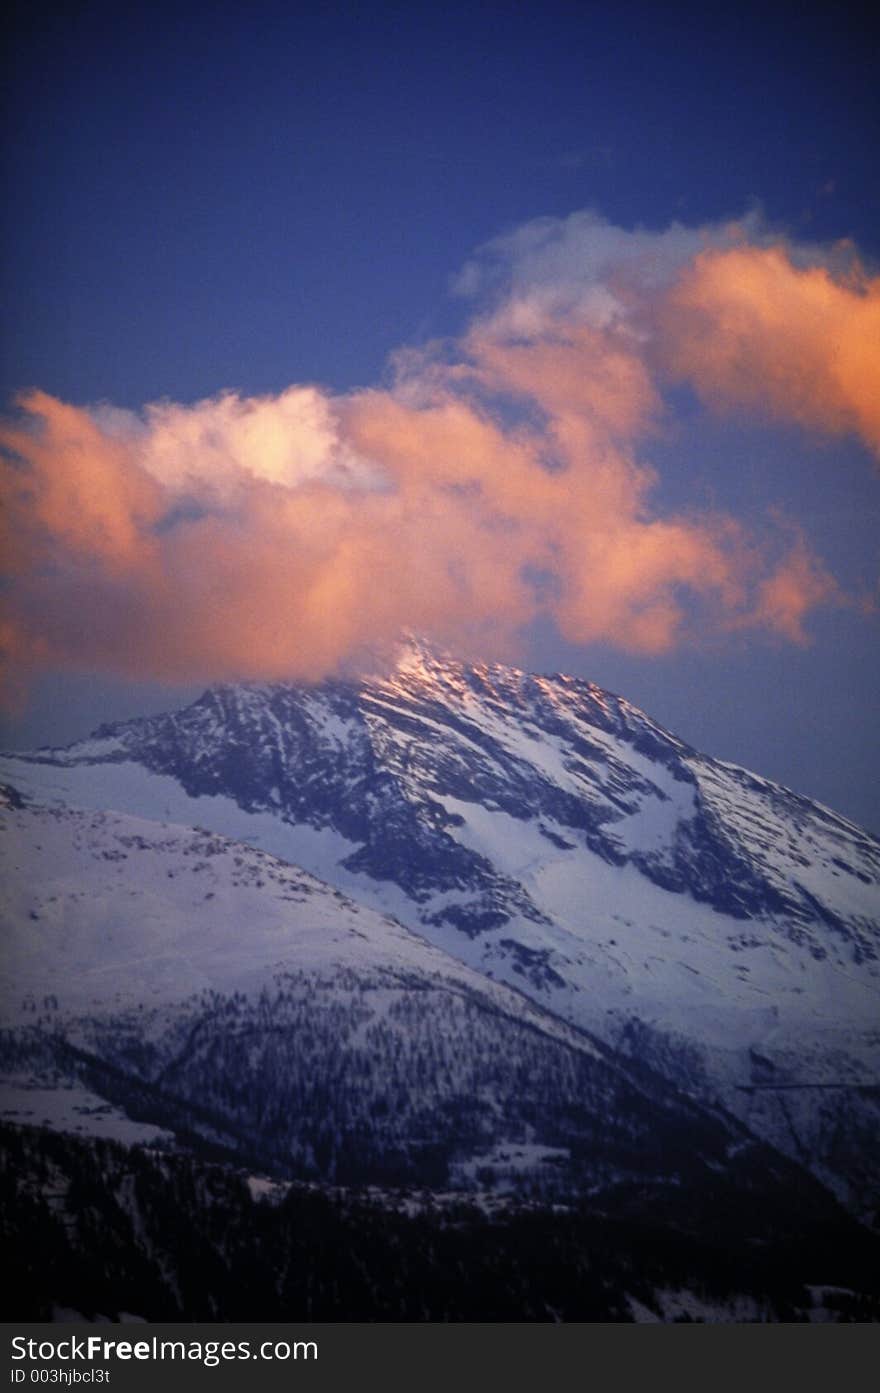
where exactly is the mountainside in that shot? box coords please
[2,638,879,1216]
[3,792,880,1321]
[1,791,794,1201]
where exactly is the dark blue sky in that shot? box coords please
[5,1,878,406]
[2,0,878,829]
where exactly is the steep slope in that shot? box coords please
[2,638,879,1211]
[1,788,793,1201]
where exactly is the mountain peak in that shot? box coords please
[389,630,457,679]
[1,637,879,1213]
[385,630,515,681]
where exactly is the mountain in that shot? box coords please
[3,791,769,1196]
[2,637,879,1221]
[2,792,879,1322]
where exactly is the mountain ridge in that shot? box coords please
[2,637,878,1215]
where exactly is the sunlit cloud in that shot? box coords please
[3,211,872,699]
[657,244,880,457]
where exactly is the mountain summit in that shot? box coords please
[2,638,879,1214]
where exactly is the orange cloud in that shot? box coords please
[1,216,861,699]
[750,539,840,644]
[658,244,880,457]
[0,390,162,571]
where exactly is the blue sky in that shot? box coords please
[2,0,878,830]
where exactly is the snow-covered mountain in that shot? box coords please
[2,637,879,1213]
[1,789,812,1207]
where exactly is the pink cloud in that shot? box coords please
[657,244,880,457]
[1,214,864,699]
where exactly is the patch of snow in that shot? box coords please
[0,1075,174,1147]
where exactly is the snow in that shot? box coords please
[246,1175,291,1204]
[0,749,361,883]
[0,802,420,1012]
[428,789,879,1060]
[2,644,878,1205]
[0,797,600,1063]
[628,1288,772,1323]
[689,757,880,926]
[450,1143,571,1189]
[0,1075,173,1147]
[3,706,877,1114]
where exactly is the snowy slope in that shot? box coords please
[3,788,811,1204]
[2,637,878,1208]
[0,795,552,1018]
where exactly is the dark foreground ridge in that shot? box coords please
[4,1123,879,1323]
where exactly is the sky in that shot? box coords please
[1,0,878,831]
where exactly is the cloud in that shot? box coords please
[135,387,384,496]
[452,207,754,332]
[461,208,880,458]
[750,536,840,644]
[3,210,869,697]
[656,244,880,457]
